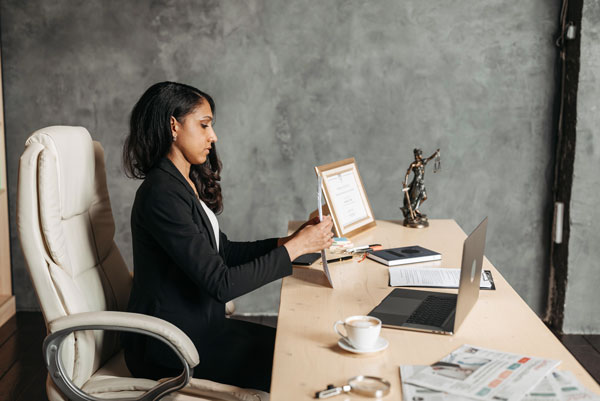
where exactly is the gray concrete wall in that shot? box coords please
[1,1,558,316]
[563,0,600,334]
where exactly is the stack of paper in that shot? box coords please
[389,267,495,289]
[399,345,600,401]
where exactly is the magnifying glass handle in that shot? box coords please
[315,384,351,398]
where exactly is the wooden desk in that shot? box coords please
[271,220,600,400]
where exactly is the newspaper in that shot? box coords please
[526,370,600,401]
[404,345,561,401]
[401,366,600,401]
[389,267,493,289]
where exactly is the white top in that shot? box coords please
[199,199,219,251]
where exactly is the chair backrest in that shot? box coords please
[17,126,132,387]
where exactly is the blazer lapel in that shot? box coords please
[157,158,218,251]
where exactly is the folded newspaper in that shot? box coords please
[404,345,561,401]
[401,366,600,401]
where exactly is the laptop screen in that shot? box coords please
[453,217,488,332]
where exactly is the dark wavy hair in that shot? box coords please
[123,81,223,214]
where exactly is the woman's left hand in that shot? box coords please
[278,216,320,247]
[283,216,334,260]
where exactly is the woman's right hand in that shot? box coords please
[283,216,334,261]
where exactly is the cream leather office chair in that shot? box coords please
[17,126,267,401]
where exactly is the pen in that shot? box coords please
[325,255,353,264]
[348,244,382,253]
[348,245,369,252]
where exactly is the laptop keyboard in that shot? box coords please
[406,295,457,327]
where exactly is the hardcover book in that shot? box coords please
[367,245,441,266]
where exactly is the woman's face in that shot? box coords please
[170,101,217,165]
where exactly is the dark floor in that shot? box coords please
[0,312,598,400]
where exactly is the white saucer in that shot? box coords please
[338,337,389,354]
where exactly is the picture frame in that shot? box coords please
[314,157,376,238]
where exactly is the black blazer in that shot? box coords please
[123,158,292,369]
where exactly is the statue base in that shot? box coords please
[403,216,429,229]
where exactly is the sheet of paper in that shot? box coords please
[318,176,333,288]
[390,267,492,288]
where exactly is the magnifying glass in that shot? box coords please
[315,375,391,399]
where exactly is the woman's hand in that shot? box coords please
[278,216,320,247]
[283,216,334,261]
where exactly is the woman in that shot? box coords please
[121,81,333,391]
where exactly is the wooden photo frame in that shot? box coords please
[314,157,376,238]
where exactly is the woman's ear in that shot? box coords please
[170,116,178,135]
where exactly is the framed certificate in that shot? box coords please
[315,157,376,238]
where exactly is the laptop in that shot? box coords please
[368,217,488,335]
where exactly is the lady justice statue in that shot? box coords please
[401,148,441,228]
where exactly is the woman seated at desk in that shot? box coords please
[121,81,333,391]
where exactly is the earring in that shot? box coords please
[173,135,177,142]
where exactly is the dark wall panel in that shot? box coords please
[564,0,600,334]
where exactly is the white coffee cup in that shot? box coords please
[334,315,382,350]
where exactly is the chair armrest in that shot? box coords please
[45,311,199,401]
[49,311,199,366]
[225,301,235,316]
